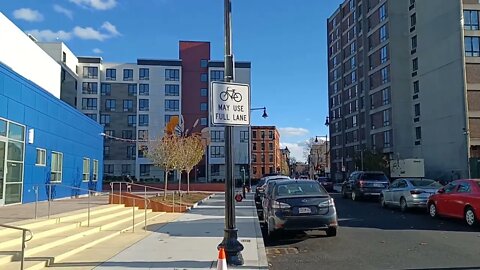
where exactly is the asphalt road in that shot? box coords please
[261,193,480,270]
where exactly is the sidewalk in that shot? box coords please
[94,192,269,270]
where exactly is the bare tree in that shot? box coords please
[182,134,205,193]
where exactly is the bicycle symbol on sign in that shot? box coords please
[219,87,242,102]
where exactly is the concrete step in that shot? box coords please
[0,206,152,267]
[1,211,166,270]
[0,204,124,238]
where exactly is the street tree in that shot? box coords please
[182,134,205,193]
[354,149,389,174]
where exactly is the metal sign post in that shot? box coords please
[212,0,248,266]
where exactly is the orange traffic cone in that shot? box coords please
[217,247,227,270]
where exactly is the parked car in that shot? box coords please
[262,179,338,237]
[254,175,290,207]
[341,171,389,201]
[317,177,334,192]
[428,179,480,227]
[380,178,442,212]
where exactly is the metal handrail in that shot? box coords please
[44,183,150,231]
[0,224,33,270]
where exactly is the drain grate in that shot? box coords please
[266,247,299,255]
[240,239,251,243]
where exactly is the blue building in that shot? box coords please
[0,63,104,206]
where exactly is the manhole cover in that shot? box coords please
[266,247,299,255]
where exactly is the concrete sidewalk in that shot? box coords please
[94,193,268,270]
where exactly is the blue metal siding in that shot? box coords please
[0,63,104,204]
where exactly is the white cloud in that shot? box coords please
[13,8,44,22]
[53,5,73,19]
[92,48,103,54]
[26,29,72,42]
[73,22,120,41]
[278,127,309,137]
[101,21,120,36]
[281,141,310,163]
[69,0,117,10]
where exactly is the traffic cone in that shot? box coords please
[217,247,227,270]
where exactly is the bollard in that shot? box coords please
[34,186,38,219]
[47,184,52,219]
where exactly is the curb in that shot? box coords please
[250,194,269,269]
[186,193,215,212]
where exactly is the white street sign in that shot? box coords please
[210,81,250,126]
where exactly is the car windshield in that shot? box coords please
[362,173,388,181]
[409,179,442,188]
[476,181,480,189]
[275,182,327,197]
[256,180,266,188]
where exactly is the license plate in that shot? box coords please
[298,207,311,214]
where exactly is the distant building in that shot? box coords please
[0,13,103,206]
[308,140,329,178]
[327,0,480,181]
[251,126,281,179]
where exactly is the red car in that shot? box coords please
[427,179,480,227]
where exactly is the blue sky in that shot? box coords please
[0,0,342,162]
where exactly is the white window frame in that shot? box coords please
[93,159,98,181]
[36,148,46,166]
[83,158,90,182]
[51,151,63,183]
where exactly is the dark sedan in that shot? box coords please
[262,180,338,237]
[317,177,334,192]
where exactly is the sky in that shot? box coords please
[0,0,343,162]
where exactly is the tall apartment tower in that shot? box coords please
[327,0,480,181]
[38,41,251,182]
[251,126,281,180]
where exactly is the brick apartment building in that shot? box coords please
[251,126,281,179]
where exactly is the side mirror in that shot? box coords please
[438,188,445,194]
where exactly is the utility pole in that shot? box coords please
[217,0,244,265]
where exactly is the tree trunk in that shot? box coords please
[178,170,182,194]
[164,170,168,200]
[187,170,190,194]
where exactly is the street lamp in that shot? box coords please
[248,106,268,189]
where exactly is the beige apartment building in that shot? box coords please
[327,0,480,181]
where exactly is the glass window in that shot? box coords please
[104,164,114,174]
[101,83,111,96]
[165,69,180,81]
[410,13,416,27]
[140,164,150,176]
[465,36,480,57]
[414,103,420,116]
[139,84,149,95]
[85,114,97,121]
[275,182,326,197]
[138,130,149,141]
[82,98,97,110]
[138,145,148,158]
[83,66,98,79]
[210,70,224,82]
[165,85,179,96]
[200,117,207,126]
[383,109,390,126]
[100,114,111,126]
[165,100,180,111]
[122,130,133,139]
[201,88,208,97]
[6,162,23,183]
[93,160,98,181]
[82,82,98,94]
[0,119,6,137]
[139,68,149,80]
[105,99,116,111]
[457,183,471,193]
[382,88,390,105]
[200,59,208,68]
[412,58,418,71]
[36,148,46,166]
[379,4,387,22]
[7,141,23,161]
[415,126,422,140]
[211,146,225,158]
[83,158,90,181]
[139,114,149,126]
[380,25,388,42]
[128,115,136,126]
[8,123,24,141]
[201,73,208,82]
[139,99,149,111]
[464,10,480,30]
[240,131,249,142]
[121,164,131,174]
[128,84,137,96]
[384,131,391,147]
[123,69,134,81]
[51,152,63,182]
[106,68,116,80]
[123,100,133,112]
[127,145,136,159]
[411,35,417,50]
[212,131,224,142]
[381,67,389,84]
[380,46,388,63]
[200,103,208,111]
[413,81,419,93]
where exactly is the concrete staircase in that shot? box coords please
[0,204,165,270]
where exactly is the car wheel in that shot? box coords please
[428,203,437,218]
[326,227,337,237]
[465,207,477,227]
[351,191,358,201]
[267,219,276,238]
[380,195,387,208]
[341,187,347,198]
[400,197,408,213]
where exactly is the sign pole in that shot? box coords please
[217,0,244,265]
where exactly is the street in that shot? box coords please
[261,194,480,270]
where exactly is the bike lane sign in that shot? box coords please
[210,81,250,126]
